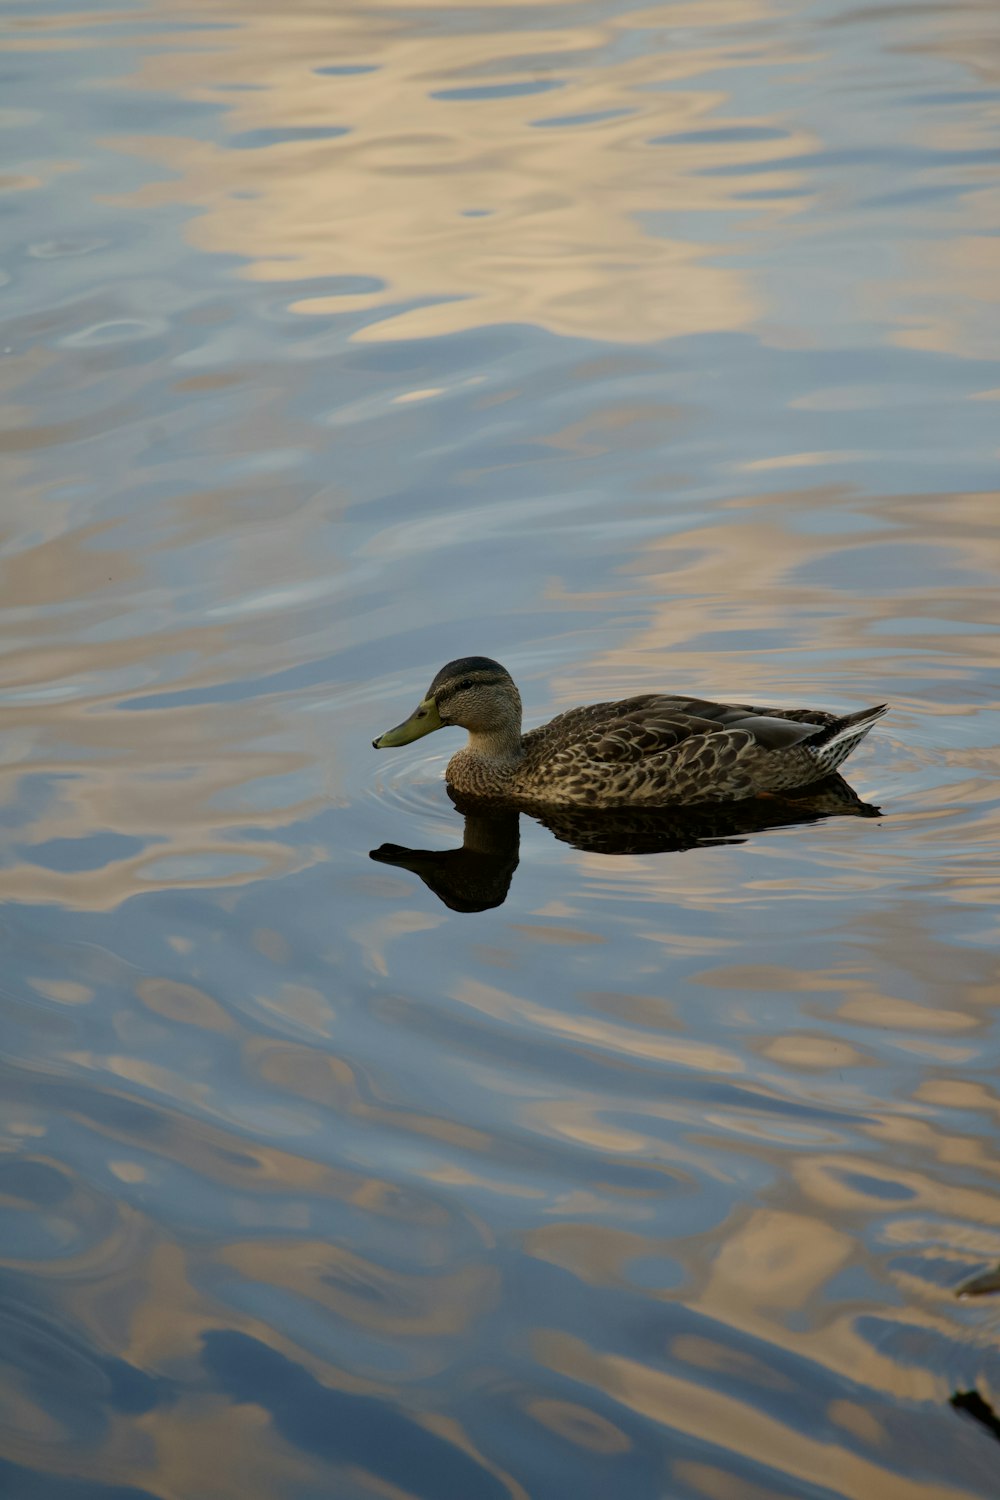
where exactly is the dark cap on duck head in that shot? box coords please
[429,657,510,694]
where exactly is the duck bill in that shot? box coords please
[373,696,442,749]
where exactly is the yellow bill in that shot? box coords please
[372,696,442,749]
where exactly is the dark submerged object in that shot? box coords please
[955,1264,1000,1298]
[373,656,888,806]
[950,1390,1000,1448]
[371,775,881,913]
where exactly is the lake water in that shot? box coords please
[2,0,1000,1495]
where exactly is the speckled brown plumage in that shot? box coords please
[373,656,888,807]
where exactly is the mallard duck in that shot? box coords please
[372,656,887,807]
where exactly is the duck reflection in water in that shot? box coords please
[370,775,880,913]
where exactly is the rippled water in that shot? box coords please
[3,0,1000,1494]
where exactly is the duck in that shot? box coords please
[372,655,887,807]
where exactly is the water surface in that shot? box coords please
[2,0,1000,1495]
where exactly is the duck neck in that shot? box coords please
[462,807,520,855]
[465,722,523,768]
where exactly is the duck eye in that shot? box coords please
[457,678,473,692]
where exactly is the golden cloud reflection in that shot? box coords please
[0,607,324,906]
[525,1222,679,1289]
[536,1331,974,1500]
[667,1146,997,1408]
[566,485,1000,704]
[527,1397,631,1454]
[136,977,237,1034]
[249,1035,504,1160]
[861,1,1000,367]
[704,1207,854,1312]
[674,1458,796,1500]
[219,1237,500,1340]
[98,0,822,343]
[450,977,744,1076]
[757,1033,871,1071]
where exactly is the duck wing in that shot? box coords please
[526,694,826,764]
[520,694,839,804]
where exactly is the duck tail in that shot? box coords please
[808,704,888,775]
